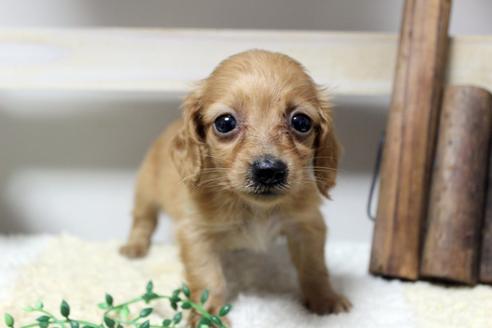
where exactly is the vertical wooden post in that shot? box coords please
[370,0,452,280]
[421,86,492,285]
[481,137,492,284]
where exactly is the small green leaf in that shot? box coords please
[170,301,178,311]
[142,291,159,304]
[180,301,192,309]
[61,300,70,318]
[162,319,172,327]
[146,281,154,293]
[173,312,182,324]
[200,289,209,304]
[219,304,232,317]
[70,321,79,328]
[98,303,109,310]
[23,306,34,312]
[117,325,123,328]
[103,316,115,328]
[34,301,44,310]
[4,313,14,327]
[170,295,181,304]
[139,308,153,318]
[119,305,129,320]
[36,316,50,323]
[39,321,49,328]
[210,316,222,326]
[198,317,211,326]
[105,294,113,307]
[139,320,150,328]
[181,283,191,298]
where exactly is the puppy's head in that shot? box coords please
[171,50,340,205]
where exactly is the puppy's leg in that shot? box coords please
[286,210,351,315]
[177,227,229,327]
[120,194,158,258]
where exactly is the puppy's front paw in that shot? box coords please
[119,242,150,258]
[305,292,352,315]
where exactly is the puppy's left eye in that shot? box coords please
[290,113,312,134]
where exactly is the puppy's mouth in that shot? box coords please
[246,184,289,197]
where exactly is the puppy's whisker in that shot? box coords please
[310,169,338,173]
[177,173,229,190]
[199,179,228,187]
[200,182,229,188]
[200,168,230,173]
[308,164,338,168]
[198,177,229,188]
[306,166,338,171]
[203,154,229,161]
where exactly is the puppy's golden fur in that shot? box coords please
[120,50,351,324]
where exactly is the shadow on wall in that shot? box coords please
[332,95,388,172]
[80,0,404,31]
[0,92,388,234]
[0,0,404,31]
[0,92,182,233]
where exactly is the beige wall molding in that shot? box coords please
[0,29,490,95]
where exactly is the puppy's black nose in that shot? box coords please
[251,157,288,186]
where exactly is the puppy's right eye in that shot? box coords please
[290,113,312,134]
[214,114,237,135]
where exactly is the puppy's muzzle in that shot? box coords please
[251,156,288,188]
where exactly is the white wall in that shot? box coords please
[1,0,491,244]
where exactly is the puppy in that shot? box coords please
[120,50,351,324]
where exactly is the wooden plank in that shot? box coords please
[0,28,490,94]
[421,86,492,285]
[369,0,451,280]
[480,128,492,284]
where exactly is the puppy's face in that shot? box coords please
[172,50,339,205]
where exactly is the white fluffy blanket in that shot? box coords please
[0,235,491,328]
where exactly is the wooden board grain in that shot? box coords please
[480,124,492,284]
[421,86,492,285]
[0,28,491,94]
[370,0,452,280]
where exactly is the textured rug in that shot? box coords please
[1,235,491,328]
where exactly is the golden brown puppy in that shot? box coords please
[120,50,351,324]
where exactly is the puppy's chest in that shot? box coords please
[222,214,283,252]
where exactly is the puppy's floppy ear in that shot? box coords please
[314,90,341,198]
[170,85,206,185]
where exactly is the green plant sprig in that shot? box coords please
[4,282,232,328]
